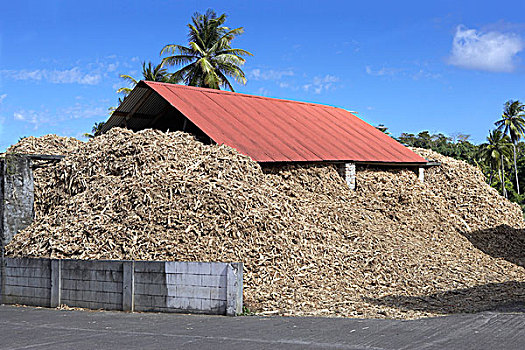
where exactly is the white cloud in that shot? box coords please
[0,94,7,104]
[48,67,101,85]
[366,65,441,80]
[1,67,101,85]
[303,75,340,94]
[365,66,400,76]
[57,104,106,120]
[13,110,49,129]
[13,103,106,130]
[448,25,524,72]
[106,63,118,72]
[248,68,294,81]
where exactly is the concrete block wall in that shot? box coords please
[0,258,242,316]
[133,261,242,315]
[59,260,124,311]
[1,258,51,307]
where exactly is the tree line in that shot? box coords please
[388,100,525,212]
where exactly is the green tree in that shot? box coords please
[160,9,253,91]
[84,122,106,139]
[480,130,513,197]
[117,61,172,95]
[495,100,525,195]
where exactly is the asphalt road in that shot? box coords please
[1,305,524,349]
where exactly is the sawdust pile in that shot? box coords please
[6,128,525,319]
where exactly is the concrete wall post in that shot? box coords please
[0,154,34,246]
[336,162,356,190]
[226,262,243,316]
[50,259,62,307]
[418,167,425,182]
[122,261,135,312]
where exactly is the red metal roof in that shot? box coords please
[118,81,427,164]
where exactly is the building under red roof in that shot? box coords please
[102,81,427,165]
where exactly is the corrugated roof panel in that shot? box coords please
[109,81,427,164]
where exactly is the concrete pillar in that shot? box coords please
[123,261,135,312]
[0,154,34,246]
[226,262,243,316]
[418,167,425,183]
[336,162,356,190]
[50,259,62,307]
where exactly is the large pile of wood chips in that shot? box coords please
[6,128,525,319]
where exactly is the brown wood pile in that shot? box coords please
[6,128,525,319]
[5,134,83,155]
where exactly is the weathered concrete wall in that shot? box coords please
[0,257,243,316]
[0,155,34,246]
[1,258,51,307]
[133,261,242,315]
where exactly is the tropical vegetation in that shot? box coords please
[390,100,525,212]
[160,9,252,91]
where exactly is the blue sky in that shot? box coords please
[1,0,524,151]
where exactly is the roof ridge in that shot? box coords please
[143,81,344,111]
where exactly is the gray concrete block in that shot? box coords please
[166,285,176,296]
[166,273,201,286]
[134,282,168,296]
[134,294,153,307]
[200,275,226,288]
[187,262,211,275]
[164,261,178,274]
[210,262,228,276]
[6,276,49,289]
[62,260,123,272]
[6,258,49,269]
[4,295,50,307]
[6,276,27,286]
[101,281,122,293]
[166,296,189,309]
[176,285,210,299]
[153,295,167,307]
[134,261,164,273]
[210,287,227,301]
[201,299,226,314]
[134,271,165,284]
[5,266,50,278]
[62,279,76,290]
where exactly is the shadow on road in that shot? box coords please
[365,281,525,315]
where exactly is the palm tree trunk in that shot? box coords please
[489,165,494,184]
[501,157,507,198]
[513,142,520,194]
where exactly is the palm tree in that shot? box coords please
[160,9,253,91]
[117,61,171,95]
[480,130,513,197]
[84,122,106,139]
[495,100,525,194]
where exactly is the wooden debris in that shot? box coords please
[5,128,525,319]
